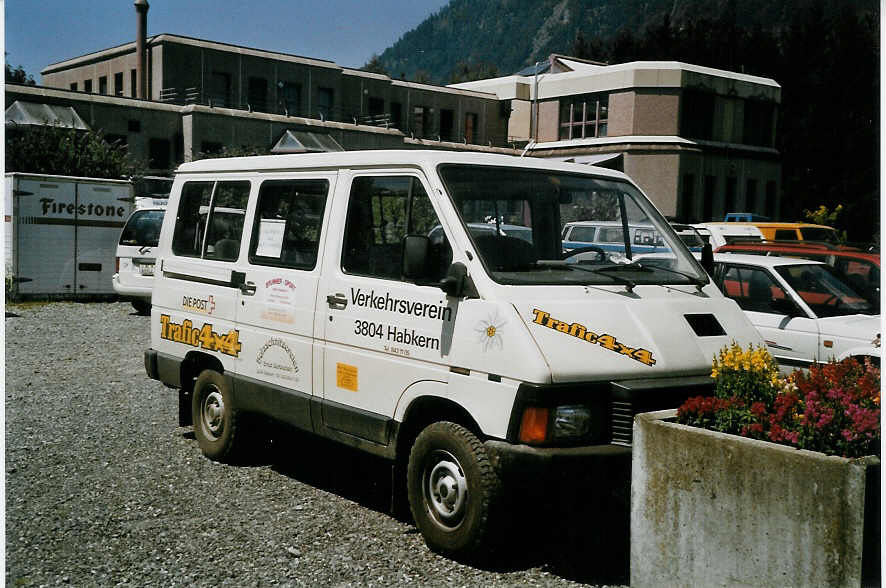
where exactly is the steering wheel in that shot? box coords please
[562,245,606,262]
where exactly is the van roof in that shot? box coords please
[175,149,630,178]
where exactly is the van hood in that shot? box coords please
[817,314,881,341]
[514,287,762,383]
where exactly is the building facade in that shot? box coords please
[451,55,782,222]
[24,34,512,175]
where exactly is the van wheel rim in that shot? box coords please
[201,388,225,439]
[423,450,467,530]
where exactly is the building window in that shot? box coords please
[413,106,428,138]
[558,93,608,140]
[703,175,716,222]
[99,76,108,95]
[128,120,141,133]
[317,87,334,120]
[743,100,775,147]
[247,77,268,112]
[766,180,778,219]
[725,177,737,215]
[746,179,759,215]
[440,109,454,141]
[390,102,402,129]
[210,71,232,107]
[279,81,301,116]
[84,79,93,93]
[681,90,715,141]
[70,82,78,91]
[200,141,224,156]
[368,97,385,123]
[149,138,171,170]
[130,69,137,98]
[681,174,696,222]
[465,112,478,143]
[114,72,124,96]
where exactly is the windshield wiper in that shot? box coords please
[536,259,637,290]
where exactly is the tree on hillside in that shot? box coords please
[362,54,388,75]
[449,61,499,83]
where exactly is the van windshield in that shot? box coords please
[119,209,165,247]
[438,164,707,286]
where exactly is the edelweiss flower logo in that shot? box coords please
[475,312,506,351]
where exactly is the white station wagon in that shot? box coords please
[711,253,881,369]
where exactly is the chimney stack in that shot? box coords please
[135,0,149,99]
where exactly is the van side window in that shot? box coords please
[205,182,250,261]
[774,229,797,240]
[249,179,329,269]
[171,181,249,260]
[172,182,214,257]
[342,176,451,281]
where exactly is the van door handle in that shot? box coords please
[326,293,348,309]
[239,281,257,296]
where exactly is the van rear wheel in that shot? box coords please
[191,369,242,462]
[406,422,501,560]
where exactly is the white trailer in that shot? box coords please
[5,173,132,298]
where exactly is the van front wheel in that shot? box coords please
[406,422,501,559]
[191,369,242,462]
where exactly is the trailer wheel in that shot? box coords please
[131,300,151,315]
[407,421,501,559]
[191,369,242,462]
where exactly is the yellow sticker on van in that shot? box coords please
[336,363,358,391]
[159,314,242,357]
[531,308,656,366]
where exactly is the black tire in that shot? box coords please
[191,369,242,462]
[407,421,501,559]
[131,299,151,315]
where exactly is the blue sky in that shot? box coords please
[5,0,451,83]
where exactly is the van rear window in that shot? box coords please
[119,209,165,247]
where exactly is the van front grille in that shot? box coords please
[611,400,635,446]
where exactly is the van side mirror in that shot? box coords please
[402,235,430,279]
[701,243,714,275]
[440,262,477,298]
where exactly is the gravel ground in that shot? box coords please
[6,301,630,587]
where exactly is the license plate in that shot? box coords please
[138,264,155,276]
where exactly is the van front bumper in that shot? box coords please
[486,440,631,480]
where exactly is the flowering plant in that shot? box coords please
[677,343,880,458]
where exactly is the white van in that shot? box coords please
[693,222,764,248]
[144,150,762,558]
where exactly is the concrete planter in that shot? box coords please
[631,409,880,588]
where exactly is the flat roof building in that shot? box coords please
[451,54,782,222]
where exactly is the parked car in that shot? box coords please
[561,220,680,256]
[715,240,880,303]
[692,222,764,248]
[723,221,838,243]
[112,206,165,314]
[711,253,880,369]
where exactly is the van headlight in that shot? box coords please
[518,404,594,444]
[552,405,593,439]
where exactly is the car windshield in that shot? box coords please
[438,164,707,286]
[775,264,878,317]
[119,209,165,247]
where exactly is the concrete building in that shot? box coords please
[20,1,511,176]
[451,54,782,221]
